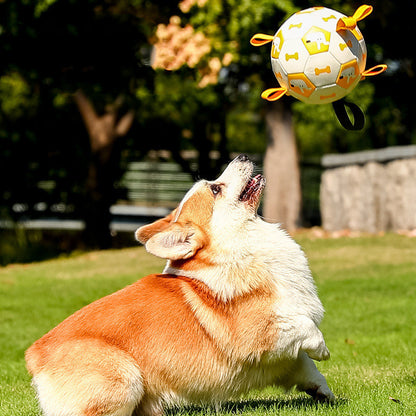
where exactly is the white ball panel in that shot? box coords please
[270,59,289,89]
[359,39,367,72]
[277,14,309,40]
[305,53,340,87]
[329,29,363,65]
[278,38,309,74]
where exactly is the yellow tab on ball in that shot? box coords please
[261,88,288,101]
[361,64,388,79]
[336,4,373,31]
[250,33,274,46]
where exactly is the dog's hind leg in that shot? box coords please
[31,339,144,416]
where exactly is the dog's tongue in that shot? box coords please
[239,174,264,202]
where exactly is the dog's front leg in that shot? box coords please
[298,317,330,361]
[274,316,330,361]
[290,352,335,401]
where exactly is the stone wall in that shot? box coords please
[320,146,416,232]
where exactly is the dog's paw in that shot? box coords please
[305,385,335,402]
[305,343,330,361]
[301,330,330,361]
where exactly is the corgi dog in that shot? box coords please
[26,154,334,416]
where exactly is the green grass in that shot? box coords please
[1,234,415,415]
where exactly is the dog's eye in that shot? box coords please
[210,184,222,196]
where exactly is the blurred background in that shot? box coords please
[0,0,414,265]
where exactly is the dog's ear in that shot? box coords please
[144,223,204,260]
[135,209,177,244]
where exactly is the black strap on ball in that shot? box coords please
[332,99,365,131]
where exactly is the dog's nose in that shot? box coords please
[237,154,249,162]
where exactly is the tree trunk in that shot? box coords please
[73,90,134,248]
[262,102,301,231]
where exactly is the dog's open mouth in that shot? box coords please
[239,174,266,205]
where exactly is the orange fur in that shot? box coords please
[135,209,177,243]
[26,273,277,413]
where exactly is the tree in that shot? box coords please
[149,14,233,179]
[0,0,177,248]
[73,90,134,247]
[1,0,412,250]
[150,0,305,228]
[263,102,301,228]
[149,0,415,229]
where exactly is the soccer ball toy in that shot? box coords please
[250,4,387,105]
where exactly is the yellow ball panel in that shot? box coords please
[336,60,361,91]
[307,84,347,104]
[287,73,316,100]
[302,26,331,55]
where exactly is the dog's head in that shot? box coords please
[135,155,265,262]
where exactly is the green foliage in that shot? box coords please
[226,74,267,154]
[1,235,415,415]
[147,0,300,160]
[34,0,59,17]
[293,82,376,156]
[226,108,266,154]
[0,0,414,237]
[187,0,297,43]
[163,0,414,160]
[0,229,84,266]
[0,73,38,120]
[152,71,220,124]
[0,0,177,222]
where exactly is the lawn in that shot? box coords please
[1,233,415,415]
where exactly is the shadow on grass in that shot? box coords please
[166,396,348,415]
